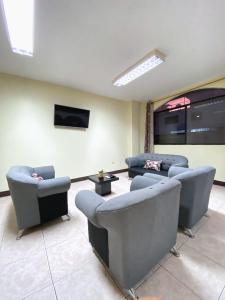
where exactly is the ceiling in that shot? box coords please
[0,0,225,102]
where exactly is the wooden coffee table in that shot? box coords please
[88,174,119,196]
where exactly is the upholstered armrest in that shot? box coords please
[75,190,105,227]
[37,176,71,197]
[172,162,189,168]
[125,157,139,168]
[168,166,192,178]
[33,166,55,179]
[130,175,161,191]
[143,173,167,181]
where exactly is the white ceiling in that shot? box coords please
[0,0,225,102]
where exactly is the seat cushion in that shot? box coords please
[128,167,168,178]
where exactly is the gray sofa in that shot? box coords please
[132,165,216,237]
[125,153,188,178]
[75,178,181,297]
[6,165,71,239]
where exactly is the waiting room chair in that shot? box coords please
[132,166,216,238]
[75,178,181,298]
[6,165,71,239]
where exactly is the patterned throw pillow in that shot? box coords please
[144,160,162,172]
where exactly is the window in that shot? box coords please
[154,89,225,145]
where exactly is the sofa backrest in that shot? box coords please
[95,178,181,289]
[169,166,216,228]
[126,153,188,170]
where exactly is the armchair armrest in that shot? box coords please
[75,190,105,227]
[130,175,161,191]
[37,176,71,197]
[168,166,192,178]
[125,157,139,168]
[33,166,55,179]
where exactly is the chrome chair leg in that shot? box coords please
[16,229,25,240]
[184,227,195,238]
[170,246,180,257]
[127,288,139,299]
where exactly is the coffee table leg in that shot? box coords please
[95,182,111,196]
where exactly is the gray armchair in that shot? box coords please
[133,165,216,237]
[6,165,71,239]
[75,178,181,297]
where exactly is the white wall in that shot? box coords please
[0,73,134,192]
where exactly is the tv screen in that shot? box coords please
[54,104,90,128]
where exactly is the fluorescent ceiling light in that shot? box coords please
[2,0,34,56]
[113,49,165,87]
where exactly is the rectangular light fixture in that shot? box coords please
[113,49,165,87]
[2,0,34,56]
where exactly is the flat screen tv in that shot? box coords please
[54,104,90,128]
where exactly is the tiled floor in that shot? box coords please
[0,172,225,299]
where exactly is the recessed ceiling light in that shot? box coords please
[2,0,34,56]
[113,49,165,87]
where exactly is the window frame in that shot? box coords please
[154,93,225,145]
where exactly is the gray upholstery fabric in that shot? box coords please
[168,166,193,177]
[75,179,181,290]
[6,166,71,230]
[143,173,167,181]
[130,175,169,191]
[142,166,216,229]
[37,177,71,198]
[171,166,216,228]
[125,153,188,170]
[33,165,55,179]
[75,190,104,227]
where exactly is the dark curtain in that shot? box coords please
[144,101,154,153]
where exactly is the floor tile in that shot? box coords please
[208,195,225,214]
[176,231,189,249]
[0,196,11,226]
[136,267,200,300]
[0,223,4,249]
[186,211,225,267]
[23,285,56,300]
[219,287,225,300]
[54,259,125,300]
[0,221,44,267]
[0,250,51,300]
[47,232,95,282]
[162,245,225,300]
[42,216,84,248]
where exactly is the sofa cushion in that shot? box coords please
[129,167,168,177]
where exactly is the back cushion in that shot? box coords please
[161,162,171,171]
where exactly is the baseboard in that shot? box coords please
[0,190,10,197]
[213,180,225,187]
[71,168,128,183]
[0,168,128,197]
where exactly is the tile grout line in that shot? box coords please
[218,284,225,299]
[184,243,225,271]
[0,223,6,252]
[41,229,59,300]
[161,266,203,299]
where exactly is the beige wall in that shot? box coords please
[152,77,225,182]
[0,73,136,192]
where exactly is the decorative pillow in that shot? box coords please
[144,160,162,172]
